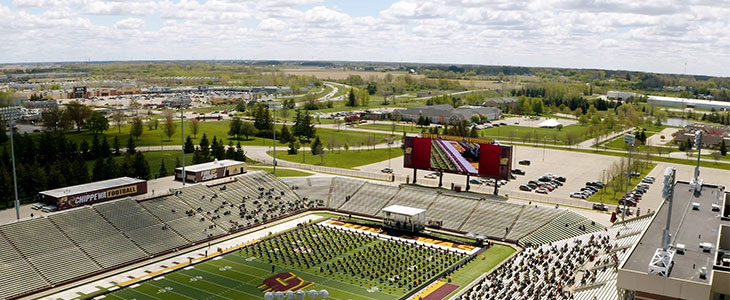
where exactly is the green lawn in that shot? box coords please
[586,163,656,205]
[248,166,314,177]
[268,148,402,169]
[479,124,605,145]
[4,120,391,151]
[357,123,425,134]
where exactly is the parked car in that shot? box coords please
[527,183,538,190]
[535,188,549,194]
[618,207,634,216]
[469,178,485,185]
[550,180,563,186]
[519,160,531,166]
[642,177,655,184]
[592,203,608,211]
[555,176,566,182]
[381,168,393,173]
[41,205,57,212]
[619,198,637,207]
[31,203,44,210]
[424,172,439,179]
[570,192,587,199]
[519,184,533,191]
[512,169,526,175]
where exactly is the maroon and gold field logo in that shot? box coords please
[258,272,314,292]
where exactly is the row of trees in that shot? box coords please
[0,131,153,208]
[184,134,247,165]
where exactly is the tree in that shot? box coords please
[253,105,273,131]
[311,136,324,163]
[236,102,246,112]
[531,99,544,115]
[132,152,151,179]
[112,110,125,134]
[556,124,564,131]
[126,136,136,154]
[654,109,668,126]
[225,141,236,159]
[130,117,144,139]
[64,101,92,132]
[158,160,168,177]
[279,125,292,144]
[578,114,589,125]
[113,136,121,156]
[184,136,195,153]
[199,134,210,161]
[288,140,300,155]
[80,139,90,158]
[90,134,100,159]
[190,118,200,138]
[211,136,226,159]
[100,136,111,158]
[240,122,258,140]
[293,110,316,141]
[712,151,722,164]
[163,116,177,140]
[590,114,602,125]
[721,139,727,156]
[92,158,107,181]
[229,116,243,139]
[346,88,357,106]
[41,106,66,131]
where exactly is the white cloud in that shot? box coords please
[0,0,727,76]
[113,17,144,30]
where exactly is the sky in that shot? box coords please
[0,0,728,77]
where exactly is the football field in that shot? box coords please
[104,223,470,300]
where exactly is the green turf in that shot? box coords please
[268,147,403,169]
[105,224,480,300]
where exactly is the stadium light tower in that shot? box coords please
[622,133,635,222]
[0,106,24,221]
[690,130,703,193]
[648,166,676,277]
[269,103,282,175]
[172,95,191,186]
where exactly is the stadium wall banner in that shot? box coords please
[403,136,512,180]
[56,182,147,210]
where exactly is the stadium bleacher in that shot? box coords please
[48,207,147,269]
[338,182,399,215]
[0,172,612,300]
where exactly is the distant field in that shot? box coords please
[280,67,426,80]
[268,147,403,169]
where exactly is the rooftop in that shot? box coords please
[175,159,245,173]
[622,181,728,283]
[39,177,145,198]
[382,205,426,216]
[648,95,730,109]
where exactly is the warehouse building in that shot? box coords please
[175,159,247,183]
[38,177,147,210]
[648,95,730,111]
[394,104,501,124]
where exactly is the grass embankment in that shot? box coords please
[443,244,516,298]
[247,166,314,177]
[268,147,403,169]
[584,163,656,205]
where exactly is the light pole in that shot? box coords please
[269,103,282,174]
[1,106,23,221]
[623,133,635,222]
[173,95,190,186]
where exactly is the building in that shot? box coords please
[482,97,517,107]
[607,91,640,100]
[648,95,730,111]
[38,177,147,210]
[174,159,247,183]
[617,181,730,300]
[673,123,730,149]
[395,104,501,124]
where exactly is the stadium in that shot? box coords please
[0,131,728,300]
